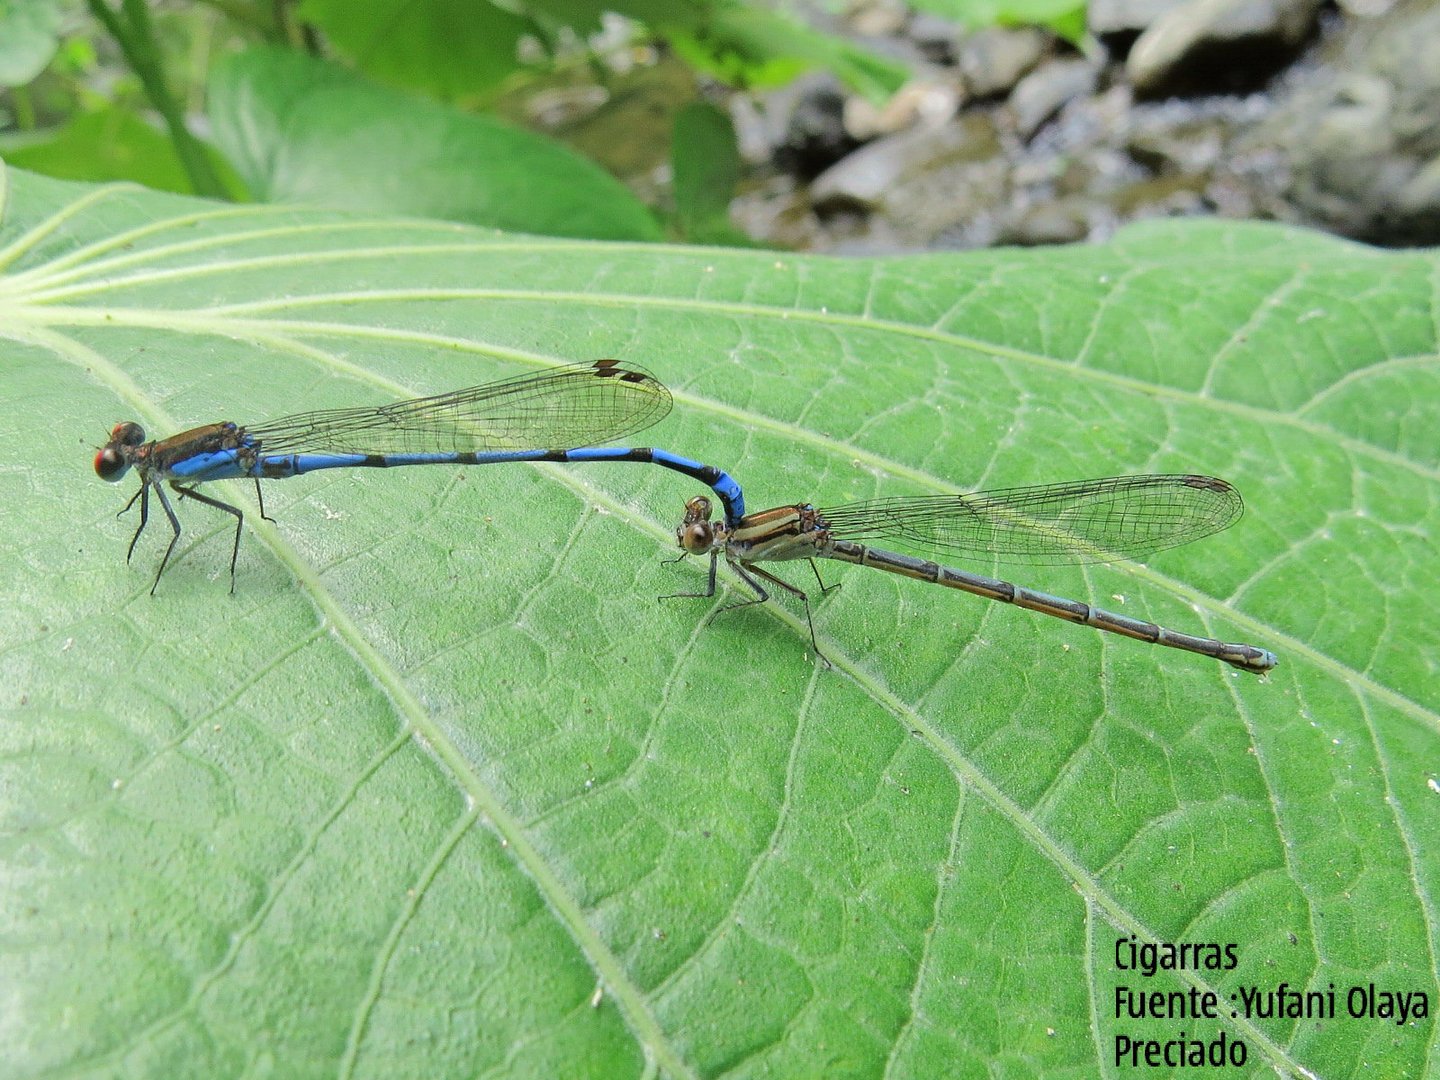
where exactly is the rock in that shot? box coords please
[957,27,1051,99]
[997,197,1092,244]
[811,110,1003,206]
[1334,0,1398,14]
[763,74,861,179]
[810,123,945,210]
[1010,57,1102,138]
[909,13,962,64]
[843,78,962,140]
[1398,158,1440,219]
[1127,116,1226,173]
[1109,171,1210,217]
[728,173,822,250]
[848,0,909,37]
[1128,0,1325,96]
[1089,0,1190,38]
[1261,0,1440,243]
[727,0,1433,251]
[727,94,775,165]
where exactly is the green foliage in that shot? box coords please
[910,0,1088,42]
[0,0,65,87]
[207,47,661,240]
[670,100,747,243]
[298,0,908,104]
[1,1,910,239]
[2,104,246,196]
[79,0,229,197]
[295,0,539,99]
[651,1,908,102]
[3,164,1436,1078]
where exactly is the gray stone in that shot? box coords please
[843,78,962,140]
[1089,0,1190,36]
[997,198,1092,244]
[1127,118,1226,173]
[957,27,1051,99]
[909,13,961,63]
[848,0,909,37]
[1128,0,1324,96]
[1259,0,1440,242]
[810,122,955,209]
[810,112,1007,240]
[759,73,860,178]
[1010,57,1101,137]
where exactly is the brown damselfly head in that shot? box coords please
[94,422,147,482]
[677,495,724,554]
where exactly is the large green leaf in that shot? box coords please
[207,47,662,242]
[0,0,63,87]
[1,163,1435,1079]
[0,105,248,197]
[295,0,539,99]
[670,101,747,245]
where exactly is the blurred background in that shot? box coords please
[2,0,1436,253]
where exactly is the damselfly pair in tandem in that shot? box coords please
[95,360,1276,673]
